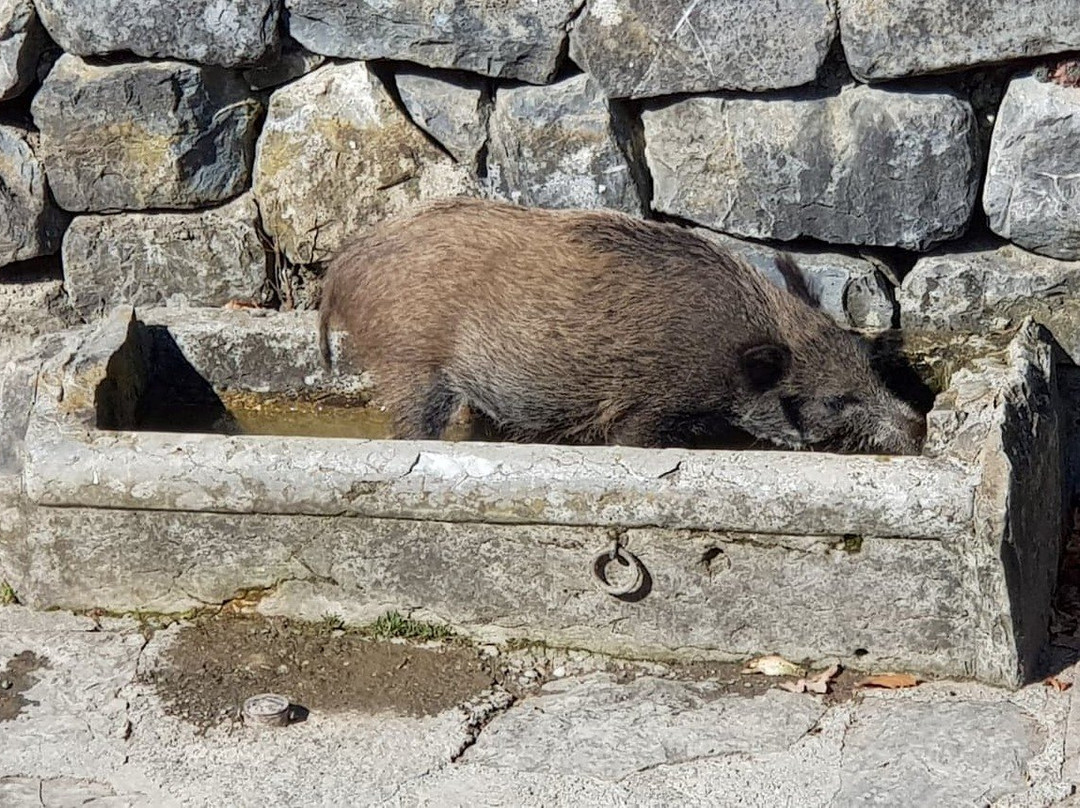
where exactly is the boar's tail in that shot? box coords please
[318,306,333,371]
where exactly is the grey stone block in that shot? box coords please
[899,241,1080,363]
[463,677,825,778]
[486,73,644,215]
[0,125,68,268]
[279,522,972,673]
[0,350,44,475]
[285,0,579,84]
[838,0,1080,82]
[695,230,896,329]
[836,700,1042,804]
[396,66,487,169]
[61,194,270,319]
[0,0,44,101]
[569,0,835,99]
[25,416,976,540]
[0,263,78,366]
[3,506,971,678]
[31,55,262,213]
[253,61,475,265]
[138,306,368,394]
[32,0,281,67]
[642,84,979,250]
[983,72,1080,260]
[4,307,1063,686]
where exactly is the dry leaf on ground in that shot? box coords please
[855,673,921,690]
[805,663,841,694]
[1044,676,1073,692]
[741,654,803,677]
[777,663,840,694]
[1050,61,1080,88]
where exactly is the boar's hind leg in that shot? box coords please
[382,369,460,440]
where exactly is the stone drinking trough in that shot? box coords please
[0,305,1064,687]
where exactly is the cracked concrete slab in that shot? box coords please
[622,706,852,806]
[0,607,1077,806]
[0,775,155,807]
[837,699,1041,804]
[460,674,826,780]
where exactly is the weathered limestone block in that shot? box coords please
[285,0,578,84]
[396,66,487,168]
[0,0,44,100]
[834,700,1048,807]
[0,263,76,366]
[966,325,1062,685]
[697,231,896,329]
[0,353,40,475]
[899,241,1080,364]
[0,126,67,268]
[642,85,979,250]
[31,55,261,213]
[1,504,966,681]
[138,306,367,394]
[487,73,644,215]
[983,73,1080,261]
[253,61,474,265]
[569,0,835,99]
[461,678,826,781]
[61,194,269,318]
[838,0,1080,82]
[32,0,281,67]
[243,36,324,91]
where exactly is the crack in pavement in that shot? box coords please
[827,708,853,807]
[449,685,516,763]
[618,748,756,782]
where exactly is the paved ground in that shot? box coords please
[1,606,1079,807]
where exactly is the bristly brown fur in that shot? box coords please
[319,198,925,454]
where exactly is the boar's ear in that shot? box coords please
[775,253,819,308]
[739,343,791,391]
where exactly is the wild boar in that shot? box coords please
[319,198,924,454]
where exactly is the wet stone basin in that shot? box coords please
[0,305,1065,687]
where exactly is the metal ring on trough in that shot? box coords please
[591,543,646,597]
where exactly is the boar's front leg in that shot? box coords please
[609,407,669,448]
[610,408,740,449]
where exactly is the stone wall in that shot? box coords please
[3,0,1080,352]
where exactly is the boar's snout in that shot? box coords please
[874,400,927,456]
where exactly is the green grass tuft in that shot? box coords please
[320,612,346,631]
[0,581,17,606]
[366,611,455,642]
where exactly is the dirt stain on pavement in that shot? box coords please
[143,613,889,731]
[144,615,498,729]
[0,650,48,721]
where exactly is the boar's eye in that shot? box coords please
[825,394,860,412]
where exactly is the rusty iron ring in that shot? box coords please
[591,542,646,597]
